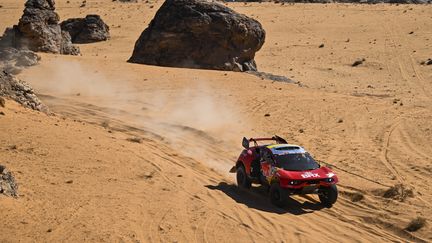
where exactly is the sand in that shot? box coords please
[1,0,431,242]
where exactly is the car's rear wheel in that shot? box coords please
[236,165,251,189]
[318,184,338,207]
[270,183,288,207]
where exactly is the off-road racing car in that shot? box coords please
[229,136,339,207]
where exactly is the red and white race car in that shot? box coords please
[230,136,339,207]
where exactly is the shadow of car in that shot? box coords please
[205,182,325,215]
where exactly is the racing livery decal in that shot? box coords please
[301,171,320,179]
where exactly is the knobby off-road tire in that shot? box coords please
[319,184,338,208]
[236,165,251,189]
[270,183,288,207]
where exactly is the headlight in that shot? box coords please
[325,178,334,183]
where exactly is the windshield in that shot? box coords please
[274,153,319,171]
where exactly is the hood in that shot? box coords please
[276,166,335,180]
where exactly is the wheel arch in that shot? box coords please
[229,161,245,173]
[236,161,244,169]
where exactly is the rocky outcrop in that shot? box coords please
[0,47,40,74]
[0,165,18,198]
[128,0,266,72]
[0,71,48,112]
[61,15,110,44]
[0,0,79,55]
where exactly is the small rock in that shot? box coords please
[405,217,426,232]
[352,58,365,67]
[264,113,270,117]
[0,111,5,116]
[318,43,324,48]
[0,97,5,107]
[337,118,343,123]
[298,129,304,133]
[66,180,73,184]
[142,172,153,179]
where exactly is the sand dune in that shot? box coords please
[1,0,432,242]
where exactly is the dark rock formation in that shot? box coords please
[61,15,110,43]
[0,165,18,198]
[0,0,79,55]
[0,71,48,112]
[128,0,266,72]
[0,47,40,74]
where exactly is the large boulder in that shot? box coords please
[128,0,266,72]
[61,15,110,44]
[0,0,79,55]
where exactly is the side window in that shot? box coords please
[262,149,273,163]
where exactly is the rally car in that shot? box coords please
[229,136,339,207]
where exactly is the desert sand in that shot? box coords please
[1,0,432,242]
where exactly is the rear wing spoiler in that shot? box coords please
[242,135,287,149]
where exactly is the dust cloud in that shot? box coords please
[26,59,244,172]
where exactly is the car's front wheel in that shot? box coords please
[236,165,251,189]
[270,183,288,207]
[318,184,338,207]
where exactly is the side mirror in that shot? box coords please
[242,137,249,149]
